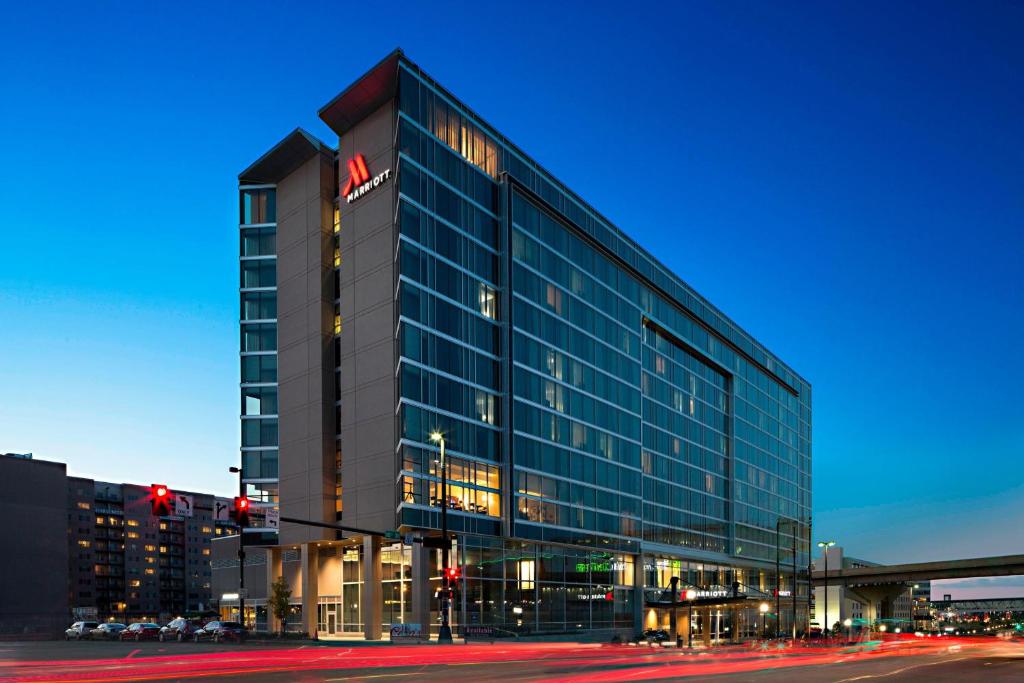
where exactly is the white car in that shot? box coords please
[65,621,99,640]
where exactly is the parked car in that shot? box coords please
[193,621,246,643]
[159,617,203,642]
[642,628,671,643]
[121,623,162,641]
[89,623,127,640]
[65,621,99,640]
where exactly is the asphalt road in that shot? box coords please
[2,637,1023,682]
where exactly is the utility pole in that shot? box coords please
[817,540,836,638]
[430,432,453,644]
[228,466,245,628]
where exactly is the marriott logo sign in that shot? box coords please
[342,153,391,203]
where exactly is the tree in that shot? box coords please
[269,576,291,636]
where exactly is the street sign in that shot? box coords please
[214,500,230,522]
[175,494,194,518]
[265,507,280,529]
[384,530,400,540]
[389,623,426,643]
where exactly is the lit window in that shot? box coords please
[77,540,91,548]
[333,247,341,268]
[95,516,106,525]
[129,579,141,588]
[126,519,139,527]
[144,544,156,552]
[159,546,168,554]
[334,314,342,336]
[202,548,210,556]
[145,557,155,564]
[159,522,167,530]
[127,531,139,539]
[201,526,212,534]
[479,284,497,319]
[144,568,155,576]
[333,206,340,234]
[475,391,496,425]
[545,284,562,315]
[77,502,91,510]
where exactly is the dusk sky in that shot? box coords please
[1,2,1021,598]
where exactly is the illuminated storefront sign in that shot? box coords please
[576,591,614,601]
[574,560,627,573]
[342,153,391,203]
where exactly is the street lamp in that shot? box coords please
[429,431,453,644]
[910,584,919,630]
[843,617,853,643]
[685,589,697,648]
[759,602,770,639]
[228,465,245,628]
[817,540,836,638]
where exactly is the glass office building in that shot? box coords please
[227,49,811,641]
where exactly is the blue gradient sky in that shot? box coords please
[1,2,1021,593]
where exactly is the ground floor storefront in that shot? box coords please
[213,532,809,640]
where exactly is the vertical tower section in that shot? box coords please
[238,129,337,546]
[239,182,280,540]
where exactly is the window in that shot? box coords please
[241,227,276,256]
[242,324,277,352]
[77,540,91,548]
[241,261,276,289]
[242,386,278,416]
[77,502,91,510]
[144,568,155,575]
[202,548,210,556]
[127,531,139,539]
[333,206,340,234]
[241,354,277,383]
[333,247,341,268]
[240,189,276,224]
[242,292,277,320]
[479,284,497,319]
[129,579,141,588]
[126,519,139,527]
[201,526,212,534]
[144,544,156,552]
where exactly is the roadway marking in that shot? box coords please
[124,648,141,659]
[833,655,973,682]
[325,675,417,682]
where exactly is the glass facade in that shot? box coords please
[236,53,811,639]
[393,58,812,633]
[239,187,279,517]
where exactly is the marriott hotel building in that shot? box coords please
[218,49,812,641]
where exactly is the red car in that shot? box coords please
[120,623,162,641]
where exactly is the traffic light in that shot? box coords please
[150,484,172,516]
[234,496,251,527]
[444,566,462,582]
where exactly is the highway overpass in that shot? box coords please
[811,554,1024,587]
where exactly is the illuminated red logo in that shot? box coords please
[342,154,371,196]
[341,153,392,203]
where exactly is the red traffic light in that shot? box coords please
[150,484,172,516]
[234,496,251,526]
[444,566,462,580]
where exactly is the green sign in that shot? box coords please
[575,561,612,573]
[384,530,400,540]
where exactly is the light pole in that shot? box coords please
[229,465,245,628]
[910,584,919,630]
[817,540,835,638]
[759,602,769,639]
[685,589,697,648]
[429,431,453,644]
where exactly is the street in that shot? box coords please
[2,637,1023,682]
